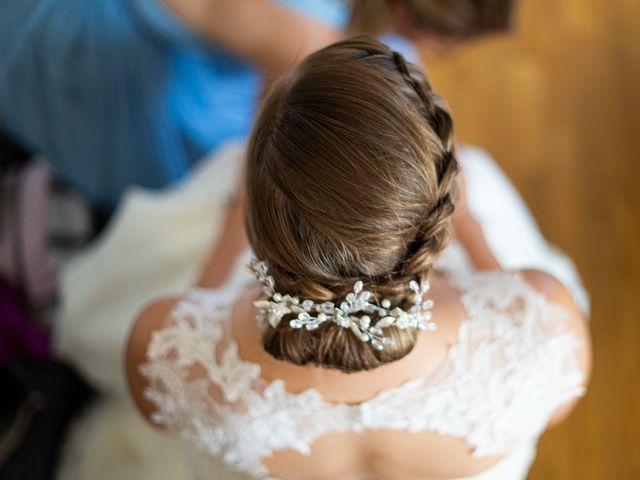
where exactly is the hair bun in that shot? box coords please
[245,37,457,373]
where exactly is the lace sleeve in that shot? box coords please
[138,289,261,439]
[448,271,586,456]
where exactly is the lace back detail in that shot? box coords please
[139,272,585,478]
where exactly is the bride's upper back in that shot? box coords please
[136,267,586,480]
[128,37,589,479]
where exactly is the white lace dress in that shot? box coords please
[139,270,586,480]
[54,145,588,480]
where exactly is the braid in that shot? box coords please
[391,51,455,154]
[389,50,459,285]
[392,51,433,108]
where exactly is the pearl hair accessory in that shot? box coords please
[249,258,436,351]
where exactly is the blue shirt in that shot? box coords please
[0,0,348,208]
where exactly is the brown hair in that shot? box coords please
[350,0,517,38]
[245,37,457,373]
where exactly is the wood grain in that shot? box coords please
[422,0,640,477]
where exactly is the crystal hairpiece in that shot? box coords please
[249,258,436,351]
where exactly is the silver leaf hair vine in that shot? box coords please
[249,258,436,351]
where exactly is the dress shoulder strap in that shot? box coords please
[444,271,586,455]
[140,287,261,424]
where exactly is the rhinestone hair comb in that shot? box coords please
[249,258,436,351]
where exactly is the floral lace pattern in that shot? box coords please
[139,271,585,478]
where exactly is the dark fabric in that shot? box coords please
[0,130,32,169]
[0,361,94,480]
[0,129,94,480]
[0,275,51,363]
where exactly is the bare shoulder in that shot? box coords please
[125,297,180,426]
[520,269,590,347]
[520,269,592,426]
[521,269,578,306]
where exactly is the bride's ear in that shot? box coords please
[125,297,179,428]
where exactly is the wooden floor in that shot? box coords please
[423,0,639,477]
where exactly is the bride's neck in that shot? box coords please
[230,276,465,403]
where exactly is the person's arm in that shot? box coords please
[196,192,249,289]
[126,297,179,425]
[162,0,343,80]
[451,168,501,270]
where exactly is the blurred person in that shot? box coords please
[351,0,516,53]
[0,0,343,215]
[0,0,517,215]
[126,37,590,480]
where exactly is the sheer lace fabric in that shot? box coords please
[140,271,585,479]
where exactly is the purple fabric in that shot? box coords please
[0,275,51,363]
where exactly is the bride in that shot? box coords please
[125,37,590,480]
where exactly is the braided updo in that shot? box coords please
[245,36,458,373]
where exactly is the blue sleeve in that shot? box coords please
[0,0,208,207]
[0,0,351,208]
[0,0,257,207]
